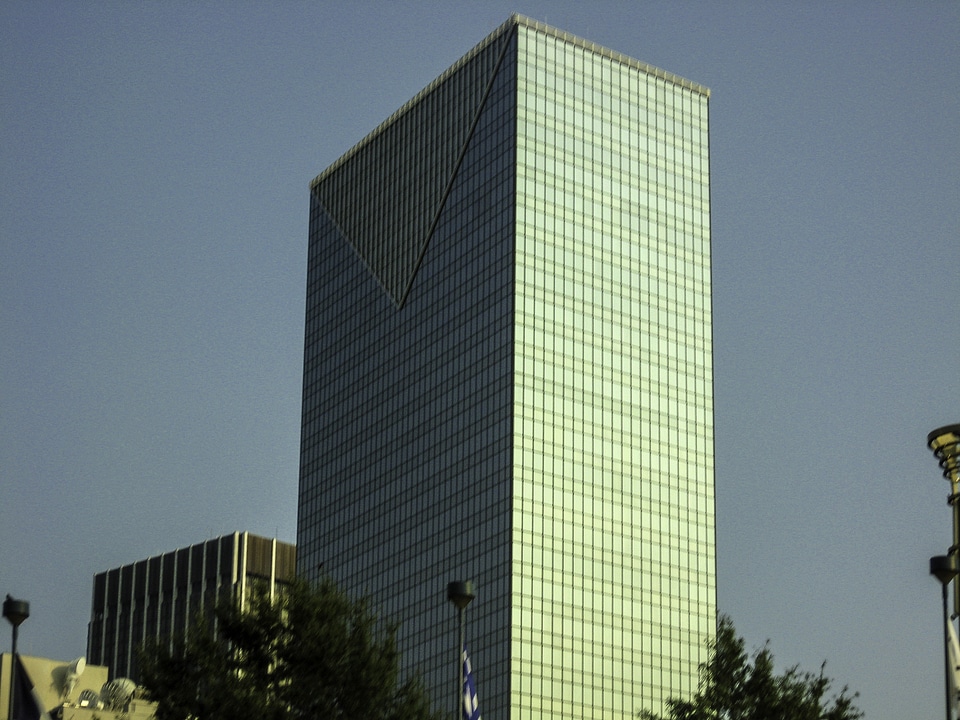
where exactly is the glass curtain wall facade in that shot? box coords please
[512,24,714,717]
[299,15,713,720]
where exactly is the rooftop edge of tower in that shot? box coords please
[309,13,710,190]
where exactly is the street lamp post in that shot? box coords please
[929,425,960,612]
[931,556,958,720]
[3,595,29,720]
[447,581,475,720]
[928,425,960,720]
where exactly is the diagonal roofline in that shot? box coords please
[309,13,709,190]
[310,16,514,190]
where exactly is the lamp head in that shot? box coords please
[447,581,476,609]
[930,555,959,585]
[928,424,960,483]
[3,595,29,628]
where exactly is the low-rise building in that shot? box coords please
[87,531,295,681]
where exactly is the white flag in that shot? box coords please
[462,647,482,720]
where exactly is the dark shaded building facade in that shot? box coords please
[87,532,295,681]
[299,15,714,719]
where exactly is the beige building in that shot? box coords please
[0,653,154,720]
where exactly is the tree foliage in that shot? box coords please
[138,577,441,720]
[640,616,863,720]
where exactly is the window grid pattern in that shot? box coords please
[298,16,714,720]
[298,29,518,720]
[512,25,714,719]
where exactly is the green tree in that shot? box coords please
[640,616,863,720]
[138,577,441,720]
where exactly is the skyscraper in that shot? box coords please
[298,15,714,719]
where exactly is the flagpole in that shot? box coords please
[459,604,466,718]
[447,581,475,720]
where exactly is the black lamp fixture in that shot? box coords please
[4,595,30,720]
[447,581,475,610]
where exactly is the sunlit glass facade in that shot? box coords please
[299,15,714,720]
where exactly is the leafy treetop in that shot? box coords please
[139,576,442,720]
[639,616,863,720]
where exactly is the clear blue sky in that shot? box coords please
[2,2,957,718]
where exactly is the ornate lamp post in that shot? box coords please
[930,425,960,595]
[928,425,960,720]
[3,595,29,720]
[447,581,475,720]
